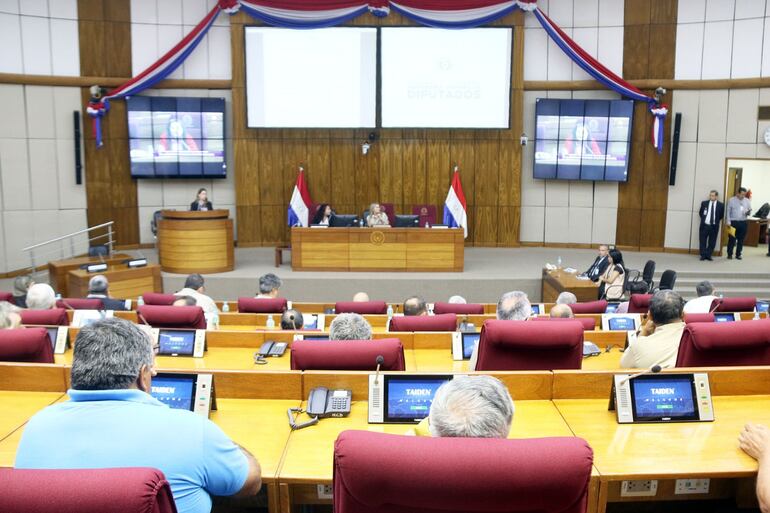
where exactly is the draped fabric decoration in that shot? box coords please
[88,0,666,151]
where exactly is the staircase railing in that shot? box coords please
[21,221,115,277]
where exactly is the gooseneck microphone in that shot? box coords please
[619,364,662,386]
[374,355,385,385]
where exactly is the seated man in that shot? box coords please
[173,295,197,307]
[15,318,261,513]
[739,423,770,512]
[26,283,56,310]
[403,296,428,316]
[555,291,577,305]
[256,273,282,299]
[469,291,532,371]
[448,295,467,304]
[683,280,719,314]
[329,313,372,340]
[620,290,686,369]
[85,275,128,311]
[0,301,22,329]
[413,375,514,438]
[280,309,304,330]
[352,292,370,302]
[175,273,218,315]
[549,304,574,318]
[13,275,33,308]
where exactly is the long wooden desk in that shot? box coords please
[290,227,465,272]
[542,268,599,303]
[157,209,234,274]
[67,264,162,300]
[48,253,133,297]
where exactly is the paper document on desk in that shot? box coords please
[575,275,591,281]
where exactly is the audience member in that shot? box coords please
[85,275,128,311]
[739,423,770,513]
[173,296,197,307]
[280,309,304,330]
[403,296,428,316]
[26,283,56,310]
[550,304,574,318]
[256,273,282,298]
[13,275,34,308]
[620,290,685,369]
[468,291,531,370]
[448,295,467,304]
[14,318,261,512]
[683,280,719,314]
[329,313,372,340]
[0,301,22,329]
[555,291,577,305]
[175,274,218,315]
[598,248,625,300]
[352,292,370,302]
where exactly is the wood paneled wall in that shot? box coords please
[230,11,524,247]
[77,0,139,246]
[616,0,677,251]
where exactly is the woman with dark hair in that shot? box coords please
[598,248,625,300]
[311,204,334,225]
[190,188,213,211]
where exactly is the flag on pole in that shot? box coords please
[443,165,468,238]
[288,166,313,227]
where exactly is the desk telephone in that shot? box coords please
[287,387,351,430]
[254,341,287,365]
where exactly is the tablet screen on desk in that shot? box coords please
[530,304,540,315]
[304,335,329,341]
[384,375,452,422]
[630,375,698,422]
[714,313,736,323]
[608,317,635,330]
[158,330,196,355]
[151,374,195,411]
[605,303,619,313]
[757,302,769,313]
[45,328,58,350]
[462,332,480,359]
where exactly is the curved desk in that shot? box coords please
[157,209,234,274]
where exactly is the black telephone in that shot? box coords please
[254,341,287,365]
[287,387,352,430]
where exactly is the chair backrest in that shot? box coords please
[57,298,104,310]
[642,260,656,285]
[0,291,14,302]
[380,202,396,225]
[432,302,484,315]
[628,294,652,313]
[335,301,388,315]
[567,300,607,314]
[141,293,176,306]
[237,297,288,313]
[530,316,596,331]
[150,210,163,237]
[19,308,69,326]
[137,305,206,329]
[684,313,715,324]
[0,467,177,513]
[475,320,583,371]
[411,204,437,226]
[333,430,594,513]
[712,296,757,312]
[658,270,677,290]
[0,328,54,363]
[676,320,770,367]
[389,314,457,332]
[290,339,405,371]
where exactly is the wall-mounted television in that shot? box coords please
[127,96,226,178]
[533,98,633,182]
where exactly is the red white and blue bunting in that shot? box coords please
[88,0,666,152]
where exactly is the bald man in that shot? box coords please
[550,304,574,318]
[352,292,370,302]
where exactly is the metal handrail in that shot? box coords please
[21,221,115,278]
[22,221,114,251]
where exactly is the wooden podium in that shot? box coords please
[157,210,234,274]
[48,253,133,297]
[67,264,162,300]
[541,268,599,303]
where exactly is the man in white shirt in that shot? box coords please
[469,291,531,371]
[683,281,719,314]
[256,273,282,299]
[620,290,686,369]
[175,274,218,316]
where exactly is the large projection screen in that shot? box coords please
[381,27,513,128]
[245,27,377,128]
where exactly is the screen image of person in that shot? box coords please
[190,188,212,211]
[160,117,199,153]
[311,204,334,225]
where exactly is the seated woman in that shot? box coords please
[598,248,625,300]
[190,188,212,211]
[367,203,390,227]
[311,204,334,226]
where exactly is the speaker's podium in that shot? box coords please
[157,210,234,274]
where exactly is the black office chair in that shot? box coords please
[654,270,677,292]
[627,260,656,293]
[150,210,163,245]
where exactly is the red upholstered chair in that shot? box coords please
[432,302,484,315]
[0,291,14,302]
[684,313,715,324]
[676,320,770,367]
[380,203,396,226]
[411,204,437,226]
[567,300,607,314]
[137,305,206,329]
[0,467,177,513]
[389,314,457,332]
[56,298,103,310]
[141,293,176,306]
[0,328,54,363]
[335,301,388,315]
[237,297,288,313]
[530,316,596,331]
[628,294,653,314]
[475,320,584,371]
[290,339,405,371]
[711,296,757,312]
[333,430,594,513]
[19,308,69,326]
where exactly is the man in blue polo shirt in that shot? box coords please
[15,318,261,513]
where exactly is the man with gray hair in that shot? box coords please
[469,291,532,370]
[86,275,128,311]
[175,273,218,315]
[0,301,22,329]
[428,375,514,438]
[329,313,372,340]
[15,318,262,513]
[555,291,577,305]
[256,273,282,298]
[683,280,718,314]
[403,296,428,316]
[26,283,56,310]
[13,275,34,308]
[550,304,574,318]
[621,290,686,369]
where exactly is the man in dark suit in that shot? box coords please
[85,275,128,311]
[584,244,610,282]
[698,190,724,261]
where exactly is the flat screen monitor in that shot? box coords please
[304,335,330,341]
[127,96,226,178]
[530,304,540,315]
[330,215,359,227]
[608,316,636,331]
[150,374,196,411]
[384,375,452,423]
[629,375,699,422]
[158,329,196,356]
[45,327,58,350]
[714,313,737,323]
[605,303,620,313]
[462,332,481,360]
[394,215,419,228]
[534,98,633,182]
[757,301,769,313]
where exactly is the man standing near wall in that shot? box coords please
[698,190,723,261]
[726,187,751,260]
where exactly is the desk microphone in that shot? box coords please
[619,364,662,386]
[289,313,297,330]
[374,355,385,385]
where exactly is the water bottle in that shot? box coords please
[222,301,230,313]
[55,293,62,301]
[754,309,761,321]
[211,311,220,330]
[137,296,144,307]
[359,218,365,227]
[424,221,430,229]
[266,314,276,329]
[557,256,562,269]
[386,304,394,320]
